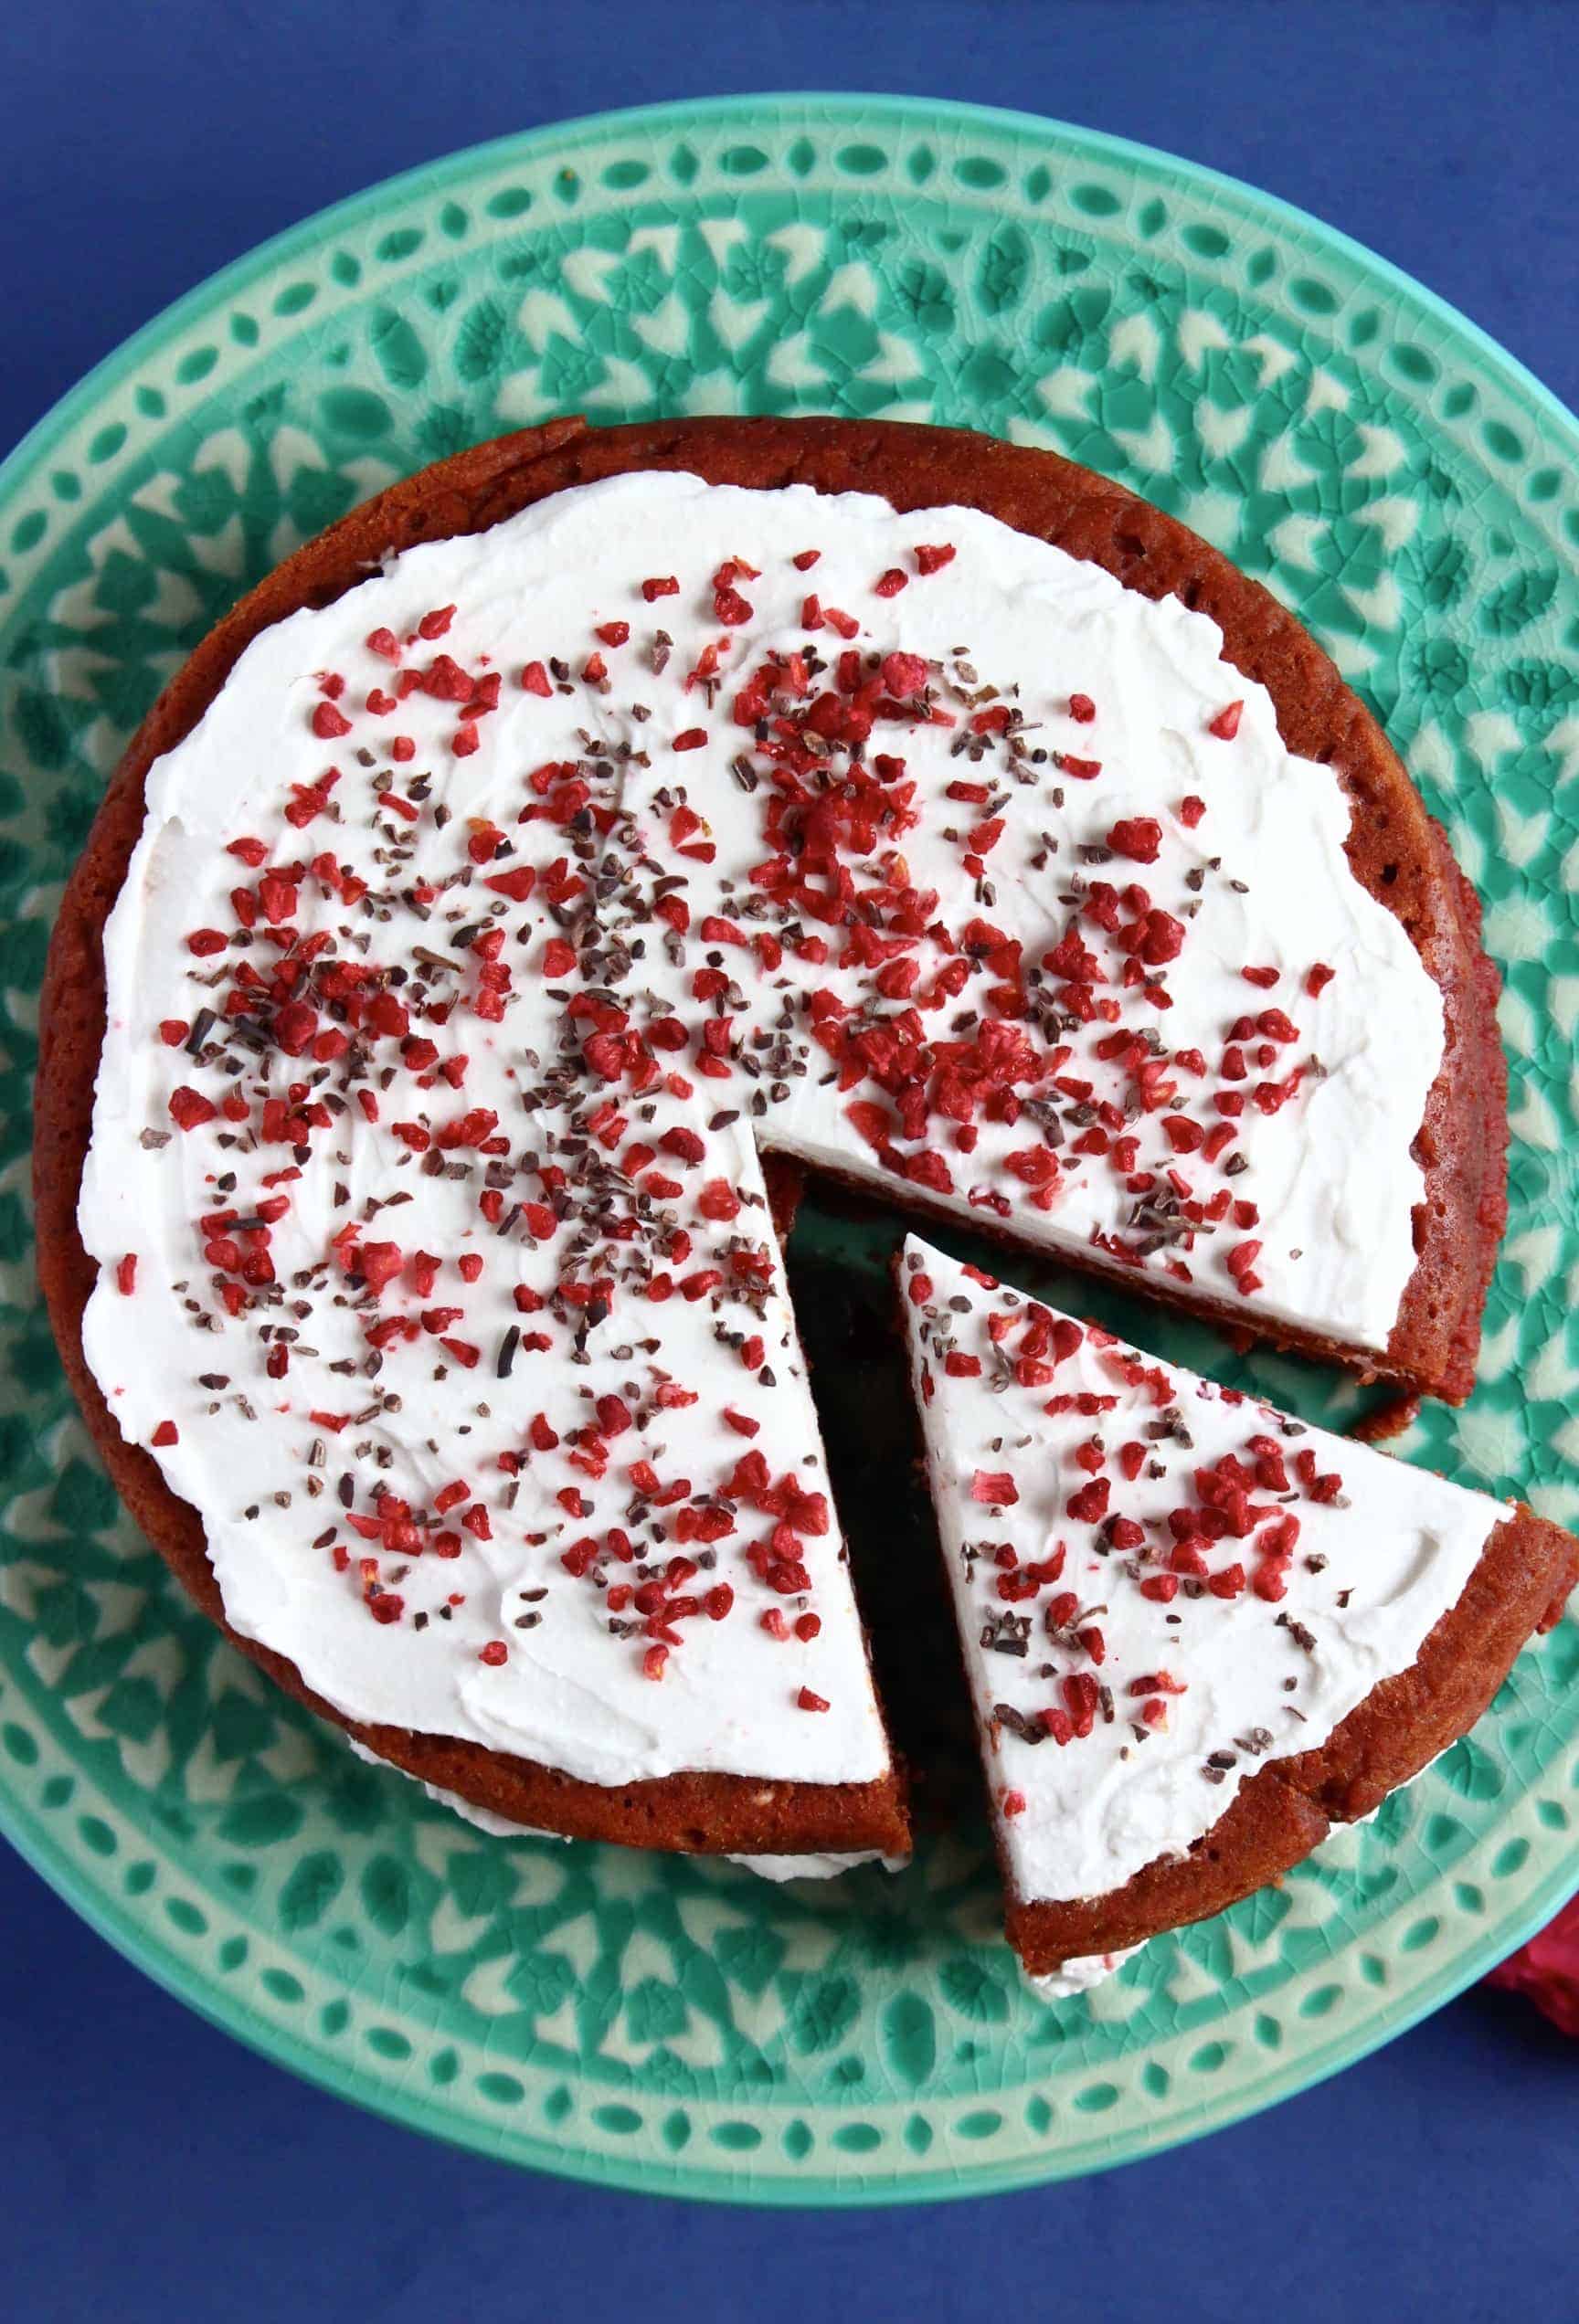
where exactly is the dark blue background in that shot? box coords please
[4,5,1574,2316]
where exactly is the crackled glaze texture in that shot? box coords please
[5,100,1579,2203]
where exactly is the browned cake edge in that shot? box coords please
[1001,1506,1578,1972]
[34,413,1509,1854]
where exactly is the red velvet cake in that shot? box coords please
[34,417,1529,1885]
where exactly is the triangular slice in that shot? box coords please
[901,1236,1576,1983]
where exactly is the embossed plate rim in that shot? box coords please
[7,93,1579,513]
[3,1763,1575,2207]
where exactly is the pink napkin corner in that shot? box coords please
[1486,1891,1579,2036]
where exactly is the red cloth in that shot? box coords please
[1486,1890,1579,2035]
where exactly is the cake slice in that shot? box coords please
[900,1236,1576,1981]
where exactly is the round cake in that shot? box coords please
[35,415,1523,1886]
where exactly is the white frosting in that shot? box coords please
[902,1237,1501,1913]
[79,472,1443,1805]
[1026,1947,1139,1999]
[725,1851,904,1881]
[345,1736,559,1838]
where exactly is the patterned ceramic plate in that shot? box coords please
[3,96,1577,2204]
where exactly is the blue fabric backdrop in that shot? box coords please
[3,5,1574,2316]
